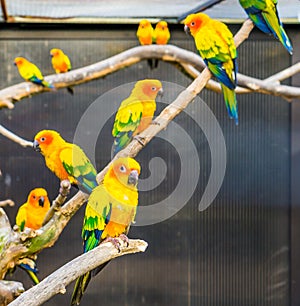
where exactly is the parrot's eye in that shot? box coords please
[33,195,36,199]
[119,165,126,173]
[151,86,157,91]
[40,137,46,142]
[190,22,195,27]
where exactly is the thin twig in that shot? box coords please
[0,125,33,148]
[0,199,14,208]
[42,180,71,226]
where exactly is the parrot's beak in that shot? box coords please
[33,140,41,152]
[184,25,190,35]
[127,170,139,186]
[38,196,45,207]
[158,88,164,97]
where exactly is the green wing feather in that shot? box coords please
[71,185,111,305]
[60,145,98,194]
[112,96,143,156]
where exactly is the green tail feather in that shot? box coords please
[221,84,238,125]
[71,272,91,305]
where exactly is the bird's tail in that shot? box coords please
[221,84,238,125]
[71,272,91,306]
[262,11,293,55]
[71,262,109,305]
[67,86,74,95]
[19,263,40,285]
[41,79,55,89]
[111,132,132,157]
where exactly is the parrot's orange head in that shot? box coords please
[33,130,65,154]
[138,19,151,29]
[184,13,210,37]
[50,48,62,58]
[109,157,141,189]
[27,188,49,208]
[14,57,26,67]
[135,79,163,100]
[156,21,168,31]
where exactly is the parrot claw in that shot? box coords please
[119,234,130,247]
[103,237,122,252]
[134,136,145,146]
[151,120,160,126]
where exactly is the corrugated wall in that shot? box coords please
[0,24,293,305]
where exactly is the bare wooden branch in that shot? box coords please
[9,238,148,306]
[0,17,298,109]
[42,180,71,226]
[263,62,300,83]
[0,199,14,208]
[0,125,33,148]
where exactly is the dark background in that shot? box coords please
[0,23,297,305]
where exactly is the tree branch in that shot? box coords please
[9,239,148,306]
[0,125,33,148]
[0,18,299,109]
[0,199,14,208]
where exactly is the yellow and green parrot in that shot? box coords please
[239,0,293,54]
[14,57,54,88]
[136,19,155,68]
[112,79,163,156]
[71,157,140,305]
[184,13,239,125]
[152,20,171,68]
[50,48,74,94]
[15,188,51,285]
[33,130,97,194]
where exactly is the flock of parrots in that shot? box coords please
[10,1,293,305]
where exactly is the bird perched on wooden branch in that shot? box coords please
[71,157,141,305]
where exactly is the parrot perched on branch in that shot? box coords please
[184,13,239,125]
[111,79,163,157]
[50,48,74,94]
[153,21,170,45]
[239,0,293,55]
[136,19,155,69]
[14,57,54,89]
[15,187,51,285]
[33,130,97,194]
[71,157,140,305]
[152,21,171,68]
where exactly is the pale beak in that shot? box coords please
[184,25,190,35]
[33,140,41,152]
[128,170,139,186]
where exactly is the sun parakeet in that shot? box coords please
[152,21,171,68]
[136,19,155,69]
[15,187,51,285]
[33,130,97,194]
[111,79,163,156]
[14,57,54,88]
[239,0,293,55]
[16,188,51,231]
[71,157,140,305]
[153,21,170,45]
[184,13,239,125]
[50,48,74,94]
